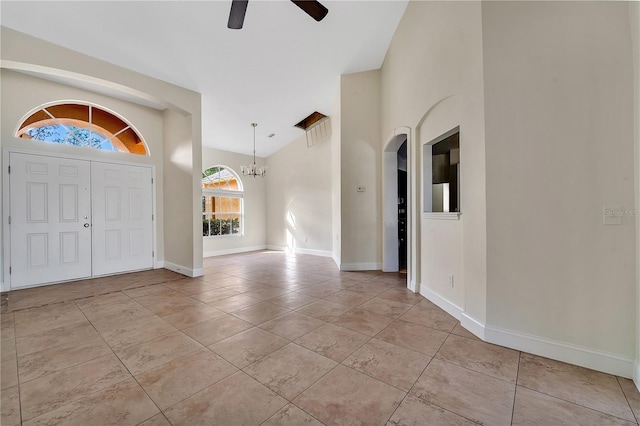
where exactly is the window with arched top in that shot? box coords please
[15,102,148,155]
[202,166,243,237]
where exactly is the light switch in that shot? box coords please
[603,206,622,225]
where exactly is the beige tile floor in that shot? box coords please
[0,250,639,425]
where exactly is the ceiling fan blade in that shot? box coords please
[228,0,248,29]
[290,0,328,22]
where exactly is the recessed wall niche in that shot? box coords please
[423,127,460,213]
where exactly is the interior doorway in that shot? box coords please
[383,133,410,284]
[397,141,408,274]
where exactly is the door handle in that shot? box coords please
[84,223,90,228]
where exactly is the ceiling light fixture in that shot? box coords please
[241,123,267,178]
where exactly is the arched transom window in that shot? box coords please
[16,102,148,155]
[202,166,243,237]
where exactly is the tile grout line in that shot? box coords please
[84,291,173,425]
[143,345,240,421]
[510,351,522,425]
[76,291,211,425]
[213,261,400,423]
[381,317,476,426]
[433,354,520,386]
[6,277,182,314]
[10,311,23,426]
[615,376,640,425]
[237,319,378,416]
[516,382,638,424]
[18,297,132,424]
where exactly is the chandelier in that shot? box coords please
[241,123,267,178]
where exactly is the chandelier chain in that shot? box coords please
[242,122,266,178]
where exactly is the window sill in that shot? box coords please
[203,234,244,239]
[422,212,461,220]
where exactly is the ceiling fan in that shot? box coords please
[228,0,329,29]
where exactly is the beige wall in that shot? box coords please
[379,0,637,377]
[266,132,332,255]
[340,70,382,270]
[630,0,640,384]
[483,2,635,358]
[203,147,267,255]
[380,1,487,320]
[340,70,382,269]
[331,92,342,265]
[1,26,203,280]
[162,109,195,271]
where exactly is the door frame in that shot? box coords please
[382,126,417,292]
[2,147,158,291]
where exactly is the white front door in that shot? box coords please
[10,153,92,288]
[91,162,153,276]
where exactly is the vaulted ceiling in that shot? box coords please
[1,1,408,157]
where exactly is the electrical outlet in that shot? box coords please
[448,275,454,288]
[357,186,366,192]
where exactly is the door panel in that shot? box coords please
[91,162,153,276]
[10,153,92,288]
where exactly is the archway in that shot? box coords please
[382,132,412,288]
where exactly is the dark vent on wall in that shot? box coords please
[294,111,327,130]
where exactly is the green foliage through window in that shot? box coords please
[202,165,243,237]
[202,216,241,237]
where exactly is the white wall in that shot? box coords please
[483,1,636,369]
[1,27,203,280]
[380,1,487,322]
[340,70,382,270]
[203,147,267,256]
[266,133,332,256]
[0,69,165,290]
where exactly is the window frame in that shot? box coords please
[202,166,244,238]
[15,101,149,156]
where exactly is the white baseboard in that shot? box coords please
[0,280,7,293]
[154,260,165,269]
[420,286,634,379]
[295,247,333,258]
[484,325,634,379]
[332,253,340,270]
[419,285,463,321]
[408,279,418,293]
[204,245,267,257]
[265,245,332,258]
[460,312,486,340]
[340,262,382,271]
[266,244,286,252]
[164,262,203,278]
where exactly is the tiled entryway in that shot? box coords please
[1,251,638,425]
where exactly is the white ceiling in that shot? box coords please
[1,1,408,157]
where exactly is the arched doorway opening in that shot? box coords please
[383,133,410,283]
